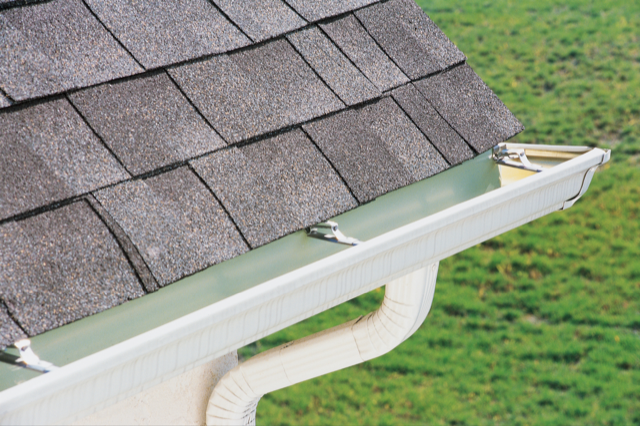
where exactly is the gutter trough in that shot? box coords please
[0,144,610,425]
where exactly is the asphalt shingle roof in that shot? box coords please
[0,92,10,108]
[68,72,226,175]
[0,303,26,347]
[304,97,447,203]
[168,39,343,143]
[285,0,378,22]
[0,0,524,348]
[83,0,251,69]
[392,83,474,165]
[94,167,248,287]
[415,63,525,153]
[0,202,144,336]
[0,98,129,221]
[320,15,409,92]
[0,0,42,9]
[192,129,357,248]
[0,0,142,101]
[86,194,160,293]
[355,0,466,80]
[212,0,305,42]
[287,26,379,106]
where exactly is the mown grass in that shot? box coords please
[239,0,640,424]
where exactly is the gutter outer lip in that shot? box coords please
[0,145,610,425]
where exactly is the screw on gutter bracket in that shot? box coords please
[13,339,59,373]
[306,221,361,246]
[492,145,544,173]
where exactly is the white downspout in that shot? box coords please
[206,262,439,426]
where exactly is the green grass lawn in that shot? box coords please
[239,1,640,424]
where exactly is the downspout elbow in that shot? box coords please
[206,263,439,426]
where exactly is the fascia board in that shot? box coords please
[0,146,609,425]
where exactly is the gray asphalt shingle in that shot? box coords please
[0,0,43,8]
[415,64,525,153]
[355,0,466,80]
[364,97,449,181]
[86,194,159,293]
[0,303,26,350]
[284,0,379,22]
[392,83,474,165]
[0,92,10,108]
[320,15,408,92]
[287,26,379,106]
[169,39,343,143]
[68,72,225,176]
[304,108,407,203]
[304,97,448,203]
[191,130,357,248]
[94,167,249,286]
[212,0,305,42]
[0,202,144,336]
[0,0,142,101]
[0,98,130,221]
[84,0,251,69]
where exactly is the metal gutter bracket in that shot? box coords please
[14,340,58,374]
[306,221,361,246]
[492,145,544,173]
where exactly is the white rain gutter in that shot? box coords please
[203,144,612,426]
[0,144,610,425]
[207,264,439,426]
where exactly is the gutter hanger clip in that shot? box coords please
[14,339,59,373]
[306,221,361,246]
[492,146,544,173]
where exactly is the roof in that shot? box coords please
[0,0,523,349]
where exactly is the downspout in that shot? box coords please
[206,263,439,426]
